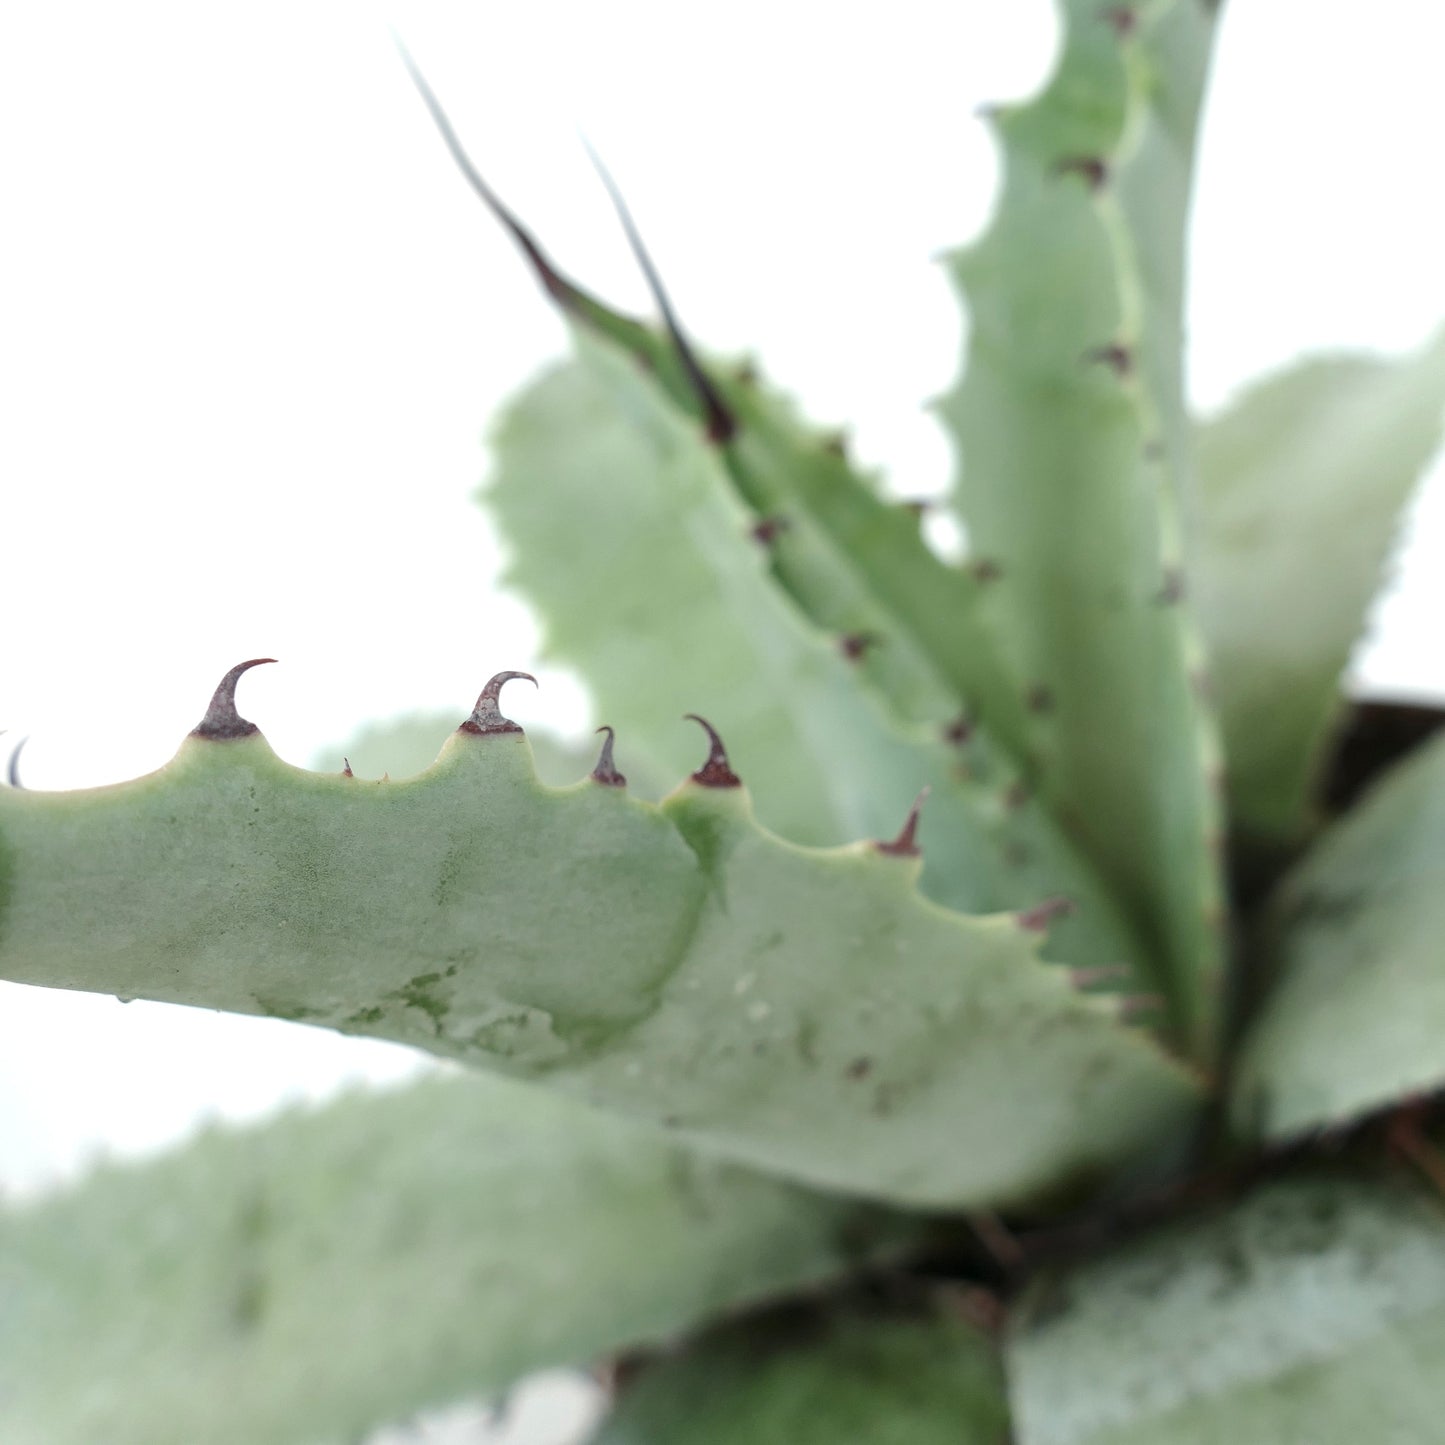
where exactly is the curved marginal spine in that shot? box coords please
[0,667,1199,1209]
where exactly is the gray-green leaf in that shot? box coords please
[1232,729,1445,1140]
[1008,1173,1445,1445]
[1191,333,1445,842]
[588,1294,1008,1445]
[0,1071,901,1445]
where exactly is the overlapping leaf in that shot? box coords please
[0,694,1198,1208]
[490,331,1149,978]
[0,1072,896,1445]
[1008,1173,1445,1444]
[588,1292,1007,1445]
[1191,334,1445,842]
[936,0,1225,1061]
[1233,730,1445,1141]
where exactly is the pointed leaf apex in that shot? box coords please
[191,659,276,741]
[460,671,537,736]
[683,714,741,788]
[590,725,627,787]
[876,786,930,858]
[1016,896,1075,932]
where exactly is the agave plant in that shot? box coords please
[5,2,1445,1441]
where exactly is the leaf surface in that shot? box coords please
[0,699,1197,1209]
[490,332,1150,980]
[1191,335,1445,840]
[588,1294,1008,1445]
[936,0,1225,1061]
[1008,1173,1445,1445]
[0,1072,893,1445]
[1232,730,1445,1140]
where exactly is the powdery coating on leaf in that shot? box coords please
[0,1072,897,1445]
[1008,1175,1445,1445]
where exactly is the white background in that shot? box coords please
[0,0,1442,1303]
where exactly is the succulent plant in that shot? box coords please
[5,2,1445,1441]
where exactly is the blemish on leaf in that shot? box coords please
[1082,341,1134,378]
[341,757,355,779]
[968,557,1003,584]
[1101,4,1138,37]
[684,714,742,788]
[1056,155,1110,191]
[590,725,627,786]
[191,659,276,741]
[1017,896,1075,932]
[1117,993,1166,1022]
[821,431,849,459]
[875,787,929,858]
[1068,964,1130,990]
[1003,780,1032,811]
[839,632,879,663]
[943,713,974,746]
[749,515,789,547]
[1155,568,1186,605]
[390,972,451,1035]
[1026,683,1054,715]
[459,670,537,736]
[845,1057,873,1081]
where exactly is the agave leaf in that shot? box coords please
[935,0,1224,1062]
[1008,1172,1445,1444]
[586,1292,1008,1445]
[490,330,1148,979]
[1232,730,1445,1141]
[0,674,1197,1208]
[0,1071,897,1445]
[1191,333,1445,843]
[401,44,1027,754]
[1113,0,1218,499]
